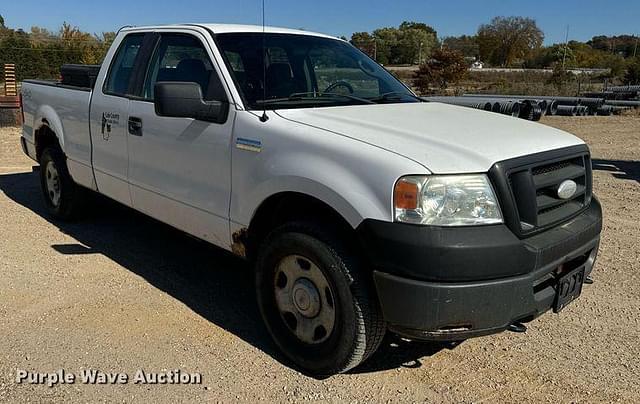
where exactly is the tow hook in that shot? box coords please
[507,322,527,333]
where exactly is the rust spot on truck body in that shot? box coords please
[231,228,249,258]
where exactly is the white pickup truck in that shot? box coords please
[20,24,602,375]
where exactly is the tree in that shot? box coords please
[396,21,438,65]
[588,35,639,58]
[443,35,479,58]
[371,27,398,65]
[413,48,467,94]
[625,58,640,84]
[350,31,376,59]
[0,19,115,81]
[0,14,5,29]
[477,16,544,67]
[353,21,438,65]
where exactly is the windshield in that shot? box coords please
[215,33,419,109]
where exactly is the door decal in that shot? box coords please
[101,112,120,141]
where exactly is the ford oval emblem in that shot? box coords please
[557,180,578,200]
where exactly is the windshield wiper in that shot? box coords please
[258,92,375,106]
[369,91,425,103]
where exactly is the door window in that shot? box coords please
[103,34,144,96]
[143,34,225,101]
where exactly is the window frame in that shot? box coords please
[101,33,147,98]
[136,32,229,104]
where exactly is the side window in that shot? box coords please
[103,34,144,96]
[143,34,226,101]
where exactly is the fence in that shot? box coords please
[0,64,21,126]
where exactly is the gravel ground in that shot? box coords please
[0,116,638,403]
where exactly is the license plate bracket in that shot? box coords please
[554,265,586,313]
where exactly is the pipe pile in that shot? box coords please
[424,97,494,112]
[606,85,640,93]
[604,100,640,107]
[556,105,578,116]
[423,91,637,120]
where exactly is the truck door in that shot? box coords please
[126,32,234,248]
[89,33,148,206]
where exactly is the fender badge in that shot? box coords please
[557,179,578,200]
[236,138,262,153]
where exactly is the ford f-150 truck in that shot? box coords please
[20,24,602,376]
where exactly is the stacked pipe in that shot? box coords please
[495,101,521,117]
[424,97,494,111]
[606,85,640,93]
[589,85,640,101]
[556,105,578,116]
[424,92,637,120]
[604,100,640,108]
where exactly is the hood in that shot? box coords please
[275,102,584,173]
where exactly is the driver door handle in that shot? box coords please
[128,117,143,136]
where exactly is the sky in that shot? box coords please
[1,0,638,45]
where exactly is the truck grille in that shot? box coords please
[489,145,592,237]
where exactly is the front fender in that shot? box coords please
[240,173,378,229]
[230,112,430,230]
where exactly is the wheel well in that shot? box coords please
[34,122,60,162]
[244,192,356,260]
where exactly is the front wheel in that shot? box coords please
[255,222,385,376]
[39,146,86,220]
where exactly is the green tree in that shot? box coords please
[625,58,640,84]
[369,22,438,65]
[0,14,5,29]
[397,21,438,65]
[350,31,376,59]
[443,35,479,58]
[0,20,115,81]
[477,16,544,67]
[588,35,639,58]
[371,27,399,65]
[414,48,467,93]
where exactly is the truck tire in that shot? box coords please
[255,221,385,376]
[39,146,86,220]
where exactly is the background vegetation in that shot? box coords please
[0,13,638,94]
[0,15,114,81]
[352,17,639,93]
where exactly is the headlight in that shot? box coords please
[394,174,502,226]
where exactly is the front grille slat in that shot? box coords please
[536,184,586,210]
[537,201,584,227]
[532,164,585,188]
[496,149,592,236]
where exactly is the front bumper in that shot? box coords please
[357,198,602,340]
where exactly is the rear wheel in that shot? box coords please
[255,222,385,375]
[39,146,86,220]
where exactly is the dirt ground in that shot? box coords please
[0,116,638,403]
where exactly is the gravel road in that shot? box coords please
[1,116,638,403]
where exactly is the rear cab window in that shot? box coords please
[103,34,145,96]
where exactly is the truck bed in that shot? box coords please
[22,79,93,93]
[21,79,94,186]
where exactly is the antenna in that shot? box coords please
[259,0,269,122]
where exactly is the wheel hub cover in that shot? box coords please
[292,278,321,318]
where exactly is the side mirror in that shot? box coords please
[154,82,229,124]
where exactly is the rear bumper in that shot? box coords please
[357,198,602,340]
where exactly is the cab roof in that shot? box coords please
[122,23,340,41]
